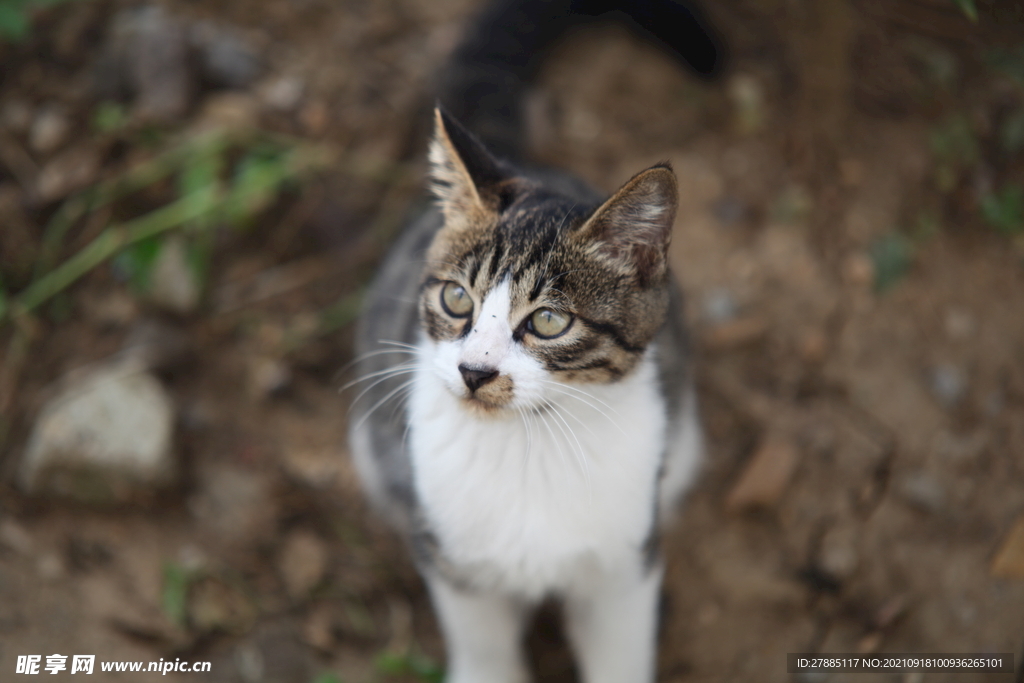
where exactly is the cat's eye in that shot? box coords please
[529,308,573,339]
[440,282,473,317]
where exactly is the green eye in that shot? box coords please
[529,308,573,339]
[440,282,473,317]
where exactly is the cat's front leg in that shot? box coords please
[563,562,663,683]
[425,571,532,683]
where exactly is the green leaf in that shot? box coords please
[870,233,914,293]
[162,563,191,627]
[92,101,128,133]
[112,234,164,292]
[980,185,1024,235]
[0,3,31,41]
[308,674,344,683]
[374,652,443,683]
[951,0,978,22]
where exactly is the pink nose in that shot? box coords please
[459,364,499,392]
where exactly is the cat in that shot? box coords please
[348,2,718,681]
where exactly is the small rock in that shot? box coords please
[190,21,262,89]
[701,287,738,323]
[726,435,799,512]
[29,106,71,154]
[819,524,859,581]
[898,471,945,514]
[149,234,201,313]
[36,145,101,202]
[712,196,746,226]
[38,552,65,581]
[19,359,176,503]
[278,529,328,599]
[299,101,329,135]
[80,289,139,328]
[856,631,882,654]
[198,92,259,130]
[991,516,1024,580]
[247,355,292,399]
[799,329,828,364]
[929,363,967,408]
[122,6,192,121]
[1,99,33,133]
[302,604,337,651]
[842,252,874,287]
[0,518,34,555]
[281,446,347,490]
[121,318,191,369]
[944,308,975,340]
[260,76,304,111]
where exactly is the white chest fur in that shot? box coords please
[407,346,667,599]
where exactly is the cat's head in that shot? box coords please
[419,108,678,415]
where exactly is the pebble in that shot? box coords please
[725,435,799,512]
[712,196,746,226]
[190,21,261,89]
[149,234,201,313]
[19,358,176,503]
[29,106,71,154]
[943,308,975,340]
[702,287,738,323]
[260,76,304,111]
[842,252,874,287]
[123,6,192,121]
[819,524,859,581]
[0,518,34,555]
[991,516,1024,579]
[898,470,945,514]
[35,145,101,202]
[929,363,967,408]
[278,529,328,599]
[247,355,292,400]
[1,99,33,133]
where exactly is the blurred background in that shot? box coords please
[0,0,1022,681]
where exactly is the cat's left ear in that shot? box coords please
[428,107,508,226]
[575,163,678,286]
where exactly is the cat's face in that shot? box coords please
[419,109,678,415]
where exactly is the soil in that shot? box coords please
[1,1,1023,682]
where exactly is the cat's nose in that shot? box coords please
[458,364,499,392]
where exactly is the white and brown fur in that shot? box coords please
[349,106,702,683]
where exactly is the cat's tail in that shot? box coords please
[435,0,726,160]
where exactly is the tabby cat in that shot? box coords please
[348,2,718,681]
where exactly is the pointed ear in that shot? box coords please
[428,107,508,225]
[575,164,678,285]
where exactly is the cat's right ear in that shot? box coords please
[428,107,507,227]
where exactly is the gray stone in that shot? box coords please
[928,363,967,408]
[190,21,262,89]
[702,287,738,323]
[149,234,201,313]
[112,6,192,121]
[899,470,946,514]
[29,106,71,154]
[19,359,175,503]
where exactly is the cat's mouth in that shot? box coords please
[456,375,516,414]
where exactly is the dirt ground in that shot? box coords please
[1,0,1023,682]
